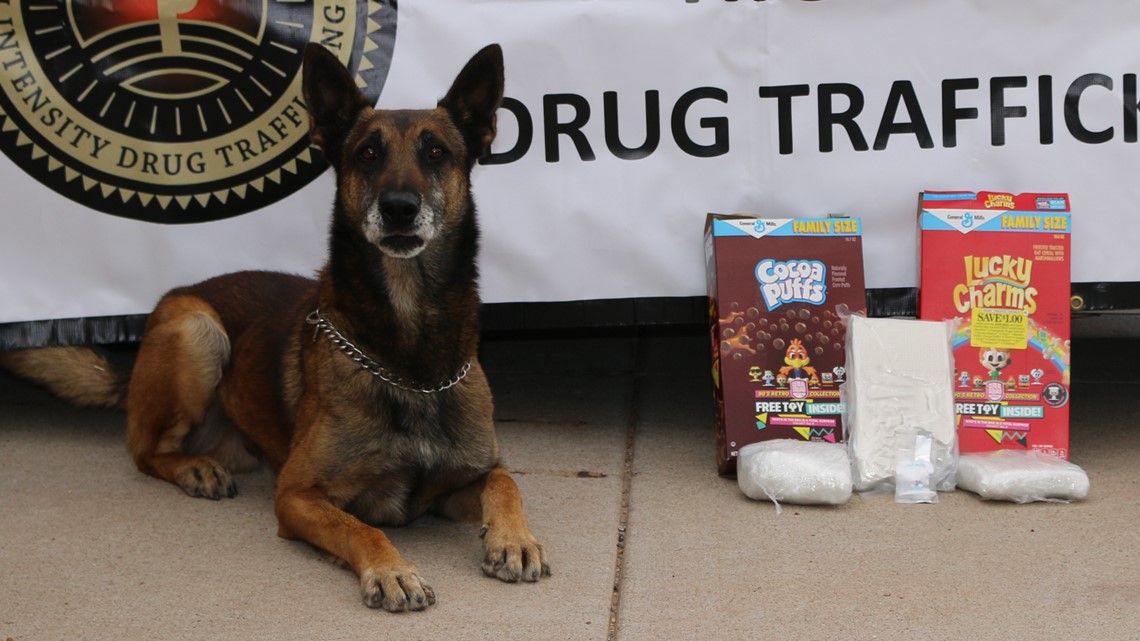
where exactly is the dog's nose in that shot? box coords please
[379,192,421,226]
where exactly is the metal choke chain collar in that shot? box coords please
[305,309,471,394]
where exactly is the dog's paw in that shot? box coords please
[173,456,236,500]
[360,563,436,612]
[480,526,552,583]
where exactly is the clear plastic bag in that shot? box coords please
[956,450,1090,503]
[737,439,853,513]
[842,314,959,493]
[895,431,939,504]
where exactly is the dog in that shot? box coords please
[0,42,550,612]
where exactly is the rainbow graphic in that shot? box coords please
[950,317,1070,383]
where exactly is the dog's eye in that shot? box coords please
[426,145,446,161]
[358,145,379,161]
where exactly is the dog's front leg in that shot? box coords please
[275,485,436,611]
[437,465,552,582]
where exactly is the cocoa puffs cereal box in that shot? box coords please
[705,214,866,475]
[918,191,1072,459]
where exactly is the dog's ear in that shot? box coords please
[302,43,370,166]
[438,44,505,165]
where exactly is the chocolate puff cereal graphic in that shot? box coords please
[747,306,850,378]
[718,304,757,358]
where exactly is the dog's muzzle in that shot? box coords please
[375,191,427,257]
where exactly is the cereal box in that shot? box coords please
[705,214,866,475]
[918,191,1072,459]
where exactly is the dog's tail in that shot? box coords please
[0,347,127,410]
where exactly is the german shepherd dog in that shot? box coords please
[0,43,550,611]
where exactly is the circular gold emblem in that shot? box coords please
[0,0,396,222]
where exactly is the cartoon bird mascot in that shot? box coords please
[779,338,817,380]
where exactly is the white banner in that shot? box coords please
[3,0,1139,325]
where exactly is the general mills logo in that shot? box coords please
[0,1,397,223]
